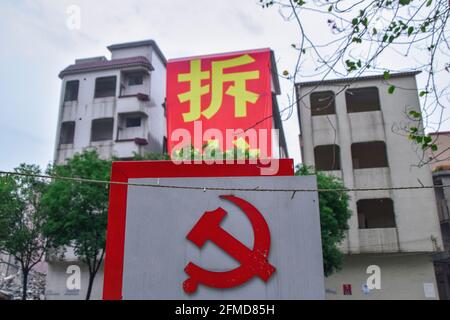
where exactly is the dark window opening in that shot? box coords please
[94,76,117,98]
[310,91,336,116]
[163,136,168,153]
[64,80,79,102]
[346,87,380,113]
[162,98,167,117]
[59,122,75,145]
[125,117,141,128]
[128,73,144,86]
[358,198,396,229]
[352,141,388,169]
[91,118,114,141]
[314,145,341,171]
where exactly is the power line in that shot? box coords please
[0,170,447,193]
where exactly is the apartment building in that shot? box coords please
[428,131,450,299]
[296,71,443,299]
[46,40,168,300]
[54,40,167,164]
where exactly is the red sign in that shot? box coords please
[343,284,352,295]
[166,49,273,158]
[102,160,294,300]
[183,195,276,293]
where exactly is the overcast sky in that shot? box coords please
[0,0,448,171]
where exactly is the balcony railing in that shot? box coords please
[117,93,150,116]
[359,228,399,253]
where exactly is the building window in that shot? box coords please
[59,122,75,145]
[162,98,167,117]
[128,73,144,86]
[91,118,114,142]
[357,198,396,229]
[352,141,388,169]
[94,76,117,98]
[346,87,380,113]
[314,145,341,171]
[64,80,79,102]
[310,91,335,116]
[125,116,141,128]
[163,136,168,153]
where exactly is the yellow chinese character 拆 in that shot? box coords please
[178,54,260,122]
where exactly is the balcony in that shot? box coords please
[117,93,150,116]
[359,228,399,253]
[113,139,147,159]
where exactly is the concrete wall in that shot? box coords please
[45,261,104,300]
[325,253,439,300]
[146,50,167,153]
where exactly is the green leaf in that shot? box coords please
[407,26,414,36]
[399,0,411,5]
[352,18,358,26]
[388,85,396,94]
[409,111,421,119]
[419,91,427,97]
[431,144,438,152]
[362,18,368,27]
[296,165,351,276]
[383,71,391,80]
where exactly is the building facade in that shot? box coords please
[54,40,168,164]
[296,72,444,299]
[428,131,450,300]
[46,40,168,300]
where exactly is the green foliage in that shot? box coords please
[41,150,111,299]
[388,85,396,94]
[296,165,351,276]
[131,152,170,161]
[42,150,110,254]
[0,164,49,299]
[407,110,438,151]
[171,141,260,161]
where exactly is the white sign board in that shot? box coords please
[118,176,324,300]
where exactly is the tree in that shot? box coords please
[42,150,111,300]
[0,164,50,300]
[296,165,351,276]
[260,0,449,164]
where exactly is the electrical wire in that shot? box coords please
[0,170,447,193]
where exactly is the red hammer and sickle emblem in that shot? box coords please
[183,195,276,294]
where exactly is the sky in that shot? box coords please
[0,0,448,171]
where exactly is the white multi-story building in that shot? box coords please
[54,39,168,164]
[296,72,444,299]
[46,40,168,300]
